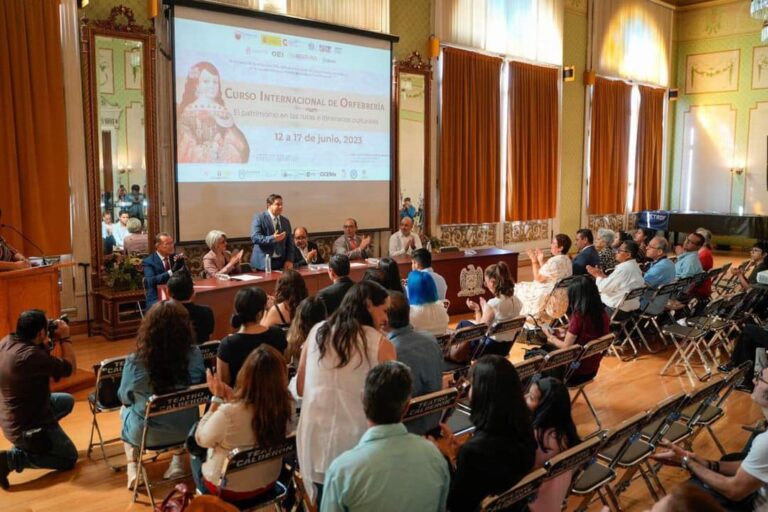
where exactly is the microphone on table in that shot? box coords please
[0,223,48,265]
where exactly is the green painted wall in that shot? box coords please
[390,0,432,60]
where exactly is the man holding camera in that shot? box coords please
[0,310,78,489]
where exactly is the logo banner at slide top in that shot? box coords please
[638,210,670,231]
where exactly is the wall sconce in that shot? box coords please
[563,66,575,82]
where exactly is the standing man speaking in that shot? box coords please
[250,194,295,271]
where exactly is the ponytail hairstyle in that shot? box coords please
[230,287,268,329]
[485,261,514,297]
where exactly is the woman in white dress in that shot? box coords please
[296,281,396,507]
[514,234,573,319]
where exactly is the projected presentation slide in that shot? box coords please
[174,17,391,183]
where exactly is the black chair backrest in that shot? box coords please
[685,378,727,423]
[402,388,459,423]
[602,411,651,467]
[540,345,583,374]
[146,384,211,418]
[94,356,127,409]
[623,286,647,303]
[487,316,526,339]
[199,340,220,371]
[654,281,681,302]
[544,434,604,479]
[479,468,548,512]
[514,356,545,383]
[644,391,689,444]
[578,334,615,361]
[553,275,580,291]
[451,323,488,345]
[219,435,297,487]
[435,333,452,352]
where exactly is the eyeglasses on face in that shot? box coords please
[343,224,355,229]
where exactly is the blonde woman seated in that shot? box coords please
[514,234,573,319]
[407,270,450,336]
[203,230,243,277]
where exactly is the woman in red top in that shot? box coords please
[544,276,609,384]
[695,227,714,297]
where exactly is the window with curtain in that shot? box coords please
[591,0,673,87]
[507,61,559,222]
[438,47,502,225]
[633,85,665,211]
[435,0,563,65]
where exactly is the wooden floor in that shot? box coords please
[1,251,759,511]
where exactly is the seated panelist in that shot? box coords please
[388,216,422,257]
[292,226,323,267]
[333,218,371,260]
[203,230,243,277]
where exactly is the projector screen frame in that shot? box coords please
[166,0,399,244]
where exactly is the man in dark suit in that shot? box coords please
[317,254,354,315]
[249,194,295,271]
[572,228,600,275]
[142,232,184,309]
[167,272,214,344]
[292,226,324,267]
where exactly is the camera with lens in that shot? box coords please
[46,314,70,349]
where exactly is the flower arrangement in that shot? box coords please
[104,253,144,291]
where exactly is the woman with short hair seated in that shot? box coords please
[123,217,148,254]
[217,287,287,387]
[407,270,450,336]
[595,228,617,271]
[261,269,308,330]
[514,234,573,320]
[191,344,294,505]
[203,229,243,277]
[119,301,206,489]
[431,356,536,512]
[525,377,581,512]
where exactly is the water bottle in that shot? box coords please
[426,240,432,253]
[264,255,272,274]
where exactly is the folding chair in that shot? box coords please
[541,275,580,326]
[607,287,647,360]
[87,355,127,470]
[199,339,221,371]
[402,387,460,434]
[707,264,731,299]
[713,262,740,296]
[132,384,212,507]
[627,281,682,354]
[214,435,296,511]
[565,334,615,436]
[479,468,548,512]
[571,411,651,512]
[477,316,526,358]
[544,434,605,509]
[440,323,488,382]
[538,345,583,382]
[661,307,715,383]
[515,356,545,392]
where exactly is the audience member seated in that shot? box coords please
[0,311,77,489]
[430,355,536,512]
[262,269,308,330]
[292,226,323,267]
[101,210,116,255]
[168,273,214,344]
[296,282,396,506]
[322,362,449,512]
[544,276,609,384]
[411,248,447,300]
[191,345,294,505]
[362,268,389,289]
[378,257,405,293]
[286,297,328,403]
[514,234,572,319]
[126,184,145,224]
[119,301,206,488]
[732,242,768,290]
[642,236,677,314]
[386,292,443,435]
[572,228,600,276]
[633,228,654,263]
[112,211,130,250]
[143,232,185,309]
[524,377,581,512]
[717,324,768,389]
[333,218,371,260]
[0,209,29,271]
[463,262,522,353]
[389,216,422,257]
[596,228,617,271]
[693,227,714,298]
[587,240,645,315]
[674,232,705,278]
[123,217,148,254]
[202,230,243,277]
[217,287,287,387]
[316,254,354,315]
[653,366,768,510]
[407,271,450,336]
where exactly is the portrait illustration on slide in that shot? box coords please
[177,61,250,164]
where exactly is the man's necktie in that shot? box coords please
[163,257,170,271]
[273,216,284,258]
[348,238,358,251]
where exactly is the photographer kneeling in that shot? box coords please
[0,310,78,489]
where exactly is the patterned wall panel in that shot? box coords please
[587,214,626,233]
[82,0,153,27]
[503,220,551,244]
[390,0,432,60]
[439,224,497,249]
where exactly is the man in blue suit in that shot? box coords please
[143,232,184,309]
[249,194,295,271]
[572,228,600,275]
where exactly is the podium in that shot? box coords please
[0,265,63,338]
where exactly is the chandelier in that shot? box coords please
[751,0,768,41]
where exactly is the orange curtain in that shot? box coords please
[0,0,71,255]
[633,85,665,212]
[506,61,559,221]
[588,77,631,215]
[438,47,502,224]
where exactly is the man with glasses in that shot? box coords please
[641,236,676,314]
[292,226,323,267]
[333,218,371,260]
[674,232,705,278]
[587,240,645,314]
[653,366,768,510]
[249,193,296,271]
